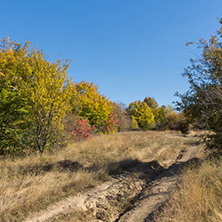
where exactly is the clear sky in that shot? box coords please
[1,0,222,106]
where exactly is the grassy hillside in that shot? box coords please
[155,156,222,222]
[0,131,203,221]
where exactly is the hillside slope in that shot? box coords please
[0,131,204,222]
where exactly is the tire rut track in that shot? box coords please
[24,136,202,222]
[115,145,201,222]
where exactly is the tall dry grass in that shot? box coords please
[0,131,199,221]
[156,157,222,222]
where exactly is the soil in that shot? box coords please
[24,135,202,222]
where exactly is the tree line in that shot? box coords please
[0,37,187,155]
[2,16,222,156]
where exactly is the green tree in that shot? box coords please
[155,105,167,123]
[143,97,167,126]
[177,19,222,145]
[0,37,29,154]
[131,115,139,130]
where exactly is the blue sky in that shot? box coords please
[1,0,222,106]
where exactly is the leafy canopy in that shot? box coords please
[128,100,155,130]
[0,37,72,154]
[177,19,222,149]
[70,81,118,134]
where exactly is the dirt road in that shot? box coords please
[116,146,200,222]
[25,134,202,222]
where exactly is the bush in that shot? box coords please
[71,117,95,141]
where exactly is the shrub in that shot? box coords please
[71,117,95,141]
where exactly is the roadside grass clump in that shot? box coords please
[156,157,222,222]
[0,131,200,221]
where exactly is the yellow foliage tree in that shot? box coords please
[0,37,31,154]
[0,37,72,153]
[128,100,155,130]
[70,81,118,134]
[131,115,139,130]
[19,48,72,153]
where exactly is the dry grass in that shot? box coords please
[156,157,222,222]
[0,131,199,221]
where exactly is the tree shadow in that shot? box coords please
[18,160,84,175]
[19,157,163,177]
[184,140,201,146]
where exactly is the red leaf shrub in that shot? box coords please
[71,117,95,141]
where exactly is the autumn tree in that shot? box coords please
[70,81,118,134]
[0,37,30,154]
[110,102,132,132]
[177,19,222,144]
[143,97,166,125]
[0,37,71,154]
[20,49,71,153]
[143,97,158,110]
[162,106,188,133]
[128,100,155,130]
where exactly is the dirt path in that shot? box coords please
[25,135,202,222]
[116,145,200,222]
[25,161,162,222]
